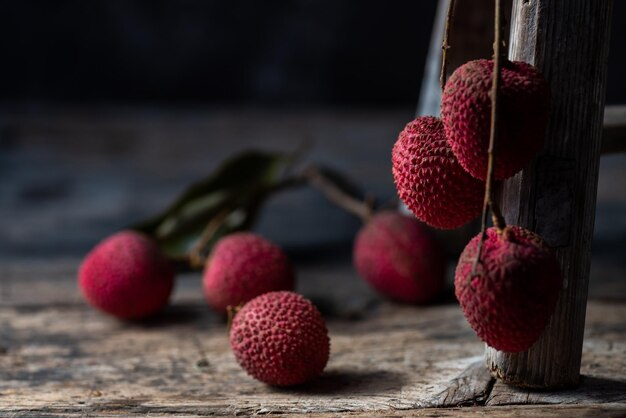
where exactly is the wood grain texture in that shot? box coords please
[3,405,626,418]
[486,0,614,388]
[1,261,625,415]
[0,261,484,415]
[428,361,495,407]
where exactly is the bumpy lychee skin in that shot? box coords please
[203,233,295,314]
[454,226,562,352]
[441,59,550,180]
[230,291,330,386]
[78,231,175,320]
[353,211,445,304]
[392,116,485,229]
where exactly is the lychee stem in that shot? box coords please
[472,0,507,276]
[186,176,304,269]
[440,0,457,91]
[303,165,374,223]
[189,208,232,269]
[226,304,243,333]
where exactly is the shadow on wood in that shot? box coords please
[283,369,408,396]
[131,304,216,328]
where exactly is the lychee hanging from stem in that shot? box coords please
[455,226,562,352]
[441,59,550,180]
[392,116,485,230]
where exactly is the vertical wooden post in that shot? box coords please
[485,0,613,388]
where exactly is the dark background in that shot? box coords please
[1,0,625,106]
[0,0,624,278]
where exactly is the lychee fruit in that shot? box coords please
[353,211,445,304]
[392,116,485,229]
[229,291,330,386]
[454,226,562,352]
[441,59,550,180]
[78,230,175,320]
[203,233,295,314]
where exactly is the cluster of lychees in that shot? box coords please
[80,193,454,389]
[76,58,564,389]
[79,231,329,387]
[391,58,562,353]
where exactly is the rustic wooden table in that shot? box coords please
[1,108,625,416]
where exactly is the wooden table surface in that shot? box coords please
[1,107,625,416]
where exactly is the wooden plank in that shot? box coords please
[488,376,626,406]
[488,300,626,405]
[0,106,623,265]
[486,0,614,388]
[1,261,625,415]
[0,107,409,260]
[2,404,626,417]
[0,261,484,414]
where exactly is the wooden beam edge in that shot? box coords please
[602,105,626,154]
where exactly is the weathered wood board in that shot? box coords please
[1,106,624,261]
[486,0,614,389]
[1,260,624,416]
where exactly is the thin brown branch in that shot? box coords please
[302,165,374,223]
[226,304,243,332]
[440,0,457,91]
[186,176,305,269]
[188,208,232,269]
[491,202,506,230]
[472,0,507,275]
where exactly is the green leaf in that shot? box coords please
[130,150,298,263]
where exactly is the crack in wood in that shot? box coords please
[430,361,497,408]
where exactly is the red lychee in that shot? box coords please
[203,233,295,314]
[454,226,562,352]
[353,211,445,304]
[392,116,485,229]
[441,59,550,180]
[230,291,330,386]
[78,230,175,320]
